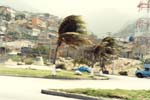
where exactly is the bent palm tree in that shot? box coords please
[92,37,119,73]
[52,15,91,75]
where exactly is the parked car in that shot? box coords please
[135,58,150,78]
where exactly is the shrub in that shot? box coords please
[119,71,128,76]
[11,55,21,62]
[24,57,33,65]
[103,70,109,74]
[56,64,66,70]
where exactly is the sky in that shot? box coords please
[0,0,142,37]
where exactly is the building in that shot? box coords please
[32,28,41,36]
[32,17,42,26]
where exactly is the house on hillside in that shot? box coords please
[32,17,42,26]
[37,32,57,45]
[32,28,41,36]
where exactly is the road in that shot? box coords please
[0,75,150,100]
[0,76,78,100]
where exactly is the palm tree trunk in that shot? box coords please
[52,44,59,76]
[90,63,94,76]
[90,55,95,76]
[53,45,59,64]
[100,57,105,73]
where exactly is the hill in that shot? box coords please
[114,19,150,38]
[0,6,60,41]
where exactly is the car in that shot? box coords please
[135,58,150,78]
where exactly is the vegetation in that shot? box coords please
[52,15,91,75]
[73,57,90,67]
[24,57,34,65]
[144,58,150,64]
[7,31,37,40]
[56,64,66,70]
[119,71,128,76]
[32,45,49,55]
[0,66,107,80]
[53,15,90,64]
[59,89,150,100]
[89,37,119,72]
[96,37,119,72]
[10,55,22,62]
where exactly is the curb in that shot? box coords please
[0,74,109,80]
[41,89,104,100]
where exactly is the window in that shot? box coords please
[145,68,149,71]
[145,59,150,64]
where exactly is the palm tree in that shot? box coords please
[52,15,91,75]
[83,46,97,76]
[92,37,119,73]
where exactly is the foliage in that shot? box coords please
[7,31,19,40]
[60,89,150,100]
[24,57,33,65]
[7,31,37,40]
[58,15,87,34]
[53,15,91,64]
[94,37,119,71]
[56,64,66,70]
[21,32,37,40]
[119,71,128,76]
[10,55,21,62]
[75,37,119,71]
[144,58,150,64]
[82,46,96,67]
[73,56,91,67]
[15,14,25,20]
[5,13,11,21]
[32,45,49,55]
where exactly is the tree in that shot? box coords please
[52,15,91,76]
[91,37,119,73]
[83,46,97,76]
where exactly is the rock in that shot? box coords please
[74,70,82,75]
[56,68,62,72]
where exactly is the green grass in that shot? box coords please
[0,66,107,80]
[59,89,150,100]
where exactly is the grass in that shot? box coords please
[58,89,150,100]
[0,66,107,80]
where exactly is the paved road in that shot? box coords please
[0,76,78,100]
[0,75,150,100]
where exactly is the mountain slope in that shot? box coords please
[0,6,60,41]
[114,19,150,38]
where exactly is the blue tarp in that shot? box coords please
[77,66,91,72]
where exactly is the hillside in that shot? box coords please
[114,19,150,38]
[0,6,60,41]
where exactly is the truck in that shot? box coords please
[135,58,150,78]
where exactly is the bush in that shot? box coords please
[11,55,21,62]
[24,58,33,65]
[103,70,109,74]
[119,71,128,76]
[56,64,66,70]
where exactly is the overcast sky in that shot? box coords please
[0,0,142,37]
